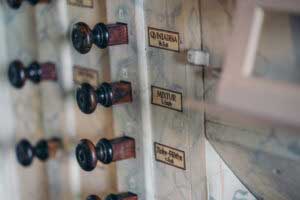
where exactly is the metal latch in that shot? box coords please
[187,49,210,66]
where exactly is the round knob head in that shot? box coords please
[8,60,26,88]
[76,83,98,114]
[96,138,113,164]
[16,139,34,167]
[87,195,102,200]
[71,22,93,54]
[6,0,22,9]
[92,23,109,49]
[27,62,41,84]
[35,139,49,161]
[76,139,98,171]
[97,82,113,107]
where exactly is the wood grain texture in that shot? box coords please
[107,0,206,200]
[1,1,49,200]
[34,0,117,199]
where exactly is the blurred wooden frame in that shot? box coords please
[218,0,300,129]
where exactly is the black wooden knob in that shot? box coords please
[92,23,109,49]
[75,139,113,171]
[16,138,61,167]
[8,60,42,88]
[76,81,132,114]
[96,138,113,164]
[75,139,98,172]
[87,195,102,200]
[8,60,26,88]
[15,139,34,167]
[7,0,40,9]
[76,83,98,114]
[71,22,109,54]
[76,137,135,171]
[35,139,49,161]
[27,62,42,84]
[76,82,112,114]
[71,22,93,54]
[97,82,113,108]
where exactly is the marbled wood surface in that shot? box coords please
[33,0,117,199]
[202,0,300,199]
[206,140,256,200]
[145,0,205,200]
[106,1,149,199]
[107,0,206,200]
[0,0,117,199]
[2,0,296,200]
[0,1,49,200]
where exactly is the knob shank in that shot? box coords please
[26,62,42,84]
[97,81,132,108]
[71,22,128,54]
[97,137,135,164]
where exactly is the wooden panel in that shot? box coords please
[202,0,300,199]
[217,0,300,129]
[33,0,117,199]
[145,0,206,199]
[107,0,206,200]
[1,2,49,200]
[105,1,148,199]
[207,121,300,200]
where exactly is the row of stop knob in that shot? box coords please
[16,136,135,171]
[16,136,137,200]
[8,0,129,55]
[8,60,133,114]
[8,1,135,199]
[8,20,130,113]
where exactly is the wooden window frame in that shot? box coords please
[218,0,300,129]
